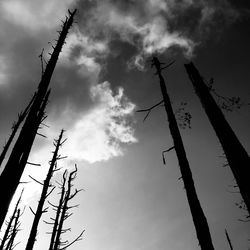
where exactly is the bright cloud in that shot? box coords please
[63,81,137,163]
[24,81,136,166]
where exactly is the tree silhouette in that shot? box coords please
[149,57,215,250]
[25,130,66,250]
[185,62,250,215]
[0,93,36,167]
[0,190,24,250]
[46,166,84,250]
[0,9,77,229]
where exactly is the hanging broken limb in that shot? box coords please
[162,146,175,165]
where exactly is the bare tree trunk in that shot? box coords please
[0,93,36,167]
[185,62,250,214]
[48,171,67,250]
[0,190,23,250]
[25,130,65,250]
[47,166,83,250]
[152,57,215,250]
[4,208,20,250]
[53,168,77,250]
[0,9,77,229]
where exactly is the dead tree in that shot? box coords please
[0,190,23,250]
[151,57,215,250]
[0,93,36,167]
[0,190,24,250]
[47,171,67,250]
[4,208,21,250]
[25,130,66,250]
[46,166,84,250]
[0,9,77,229]
[185,62,250,214]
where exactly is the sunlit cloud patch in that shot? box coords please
[63,81,137,163]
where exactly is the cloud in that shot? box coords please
[0,0,76,31]
[48,81,137,163]
[81,0,194,56]
[0,55,8,85]
[59,28,109,82]
[72,0,238,71]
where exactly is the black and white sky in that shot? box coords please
[0,0,250,249]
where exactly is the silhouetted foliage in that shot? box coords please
[175,102,192,129]
[206,78,247,112]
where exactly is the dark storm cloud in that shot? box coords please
[0,0,241,162]
[68,0,240,77]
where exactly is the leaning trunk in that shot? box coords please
[0,10,77,229]
[185,62,250,214]
[153,57,214,250]
[25,130,64,250]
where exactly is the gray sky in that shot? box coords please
[0,0,250,249]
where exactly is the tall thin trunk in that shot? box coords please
[48,171,67,250]
[0,190,23,250]
[0,9,77,229]
[152,57,214,250]
[53,170,76,250]
[4,209,20,250]
[185,62,250,214]
[25,130,64,250]
[0,93,36,167]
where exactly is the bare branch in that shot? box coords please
[60,230,85,250]
[137,100,164,122]
[29,175,44,186]
[27,162,41,166]
[162,146,175,165]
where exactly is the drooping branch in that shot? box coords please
[162,146,175,165]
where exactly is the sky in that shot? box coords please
[0,0,250,249]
